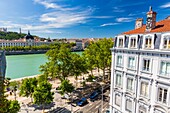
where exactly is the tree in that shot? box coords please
[83,42,97,75]
[83,38,113,81]
[0,86,20,113]
[71,53,88,87]
[40,44,74,81]
[33,81,54,113]
[58,79,74,95]
[7,100,20,113]
[19,77,38,102]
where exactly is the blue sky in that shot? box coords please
[0,0,170,39]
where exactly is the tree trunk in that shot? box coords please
[108,67,111,80]
[102,68,105,82]
[31,94,33,103]
[90,70,93,76]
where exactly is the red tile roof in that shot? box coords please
[123,19,170,35]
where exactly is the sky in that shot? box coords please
[0,0,170,39]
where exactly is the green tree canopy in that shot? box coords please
[19,77,38,102]
[33,81,54,112]
[58,79,74,95]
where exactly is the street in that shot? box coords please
[75,90,110,113]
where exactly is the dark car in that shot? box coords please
[76,98,88,106]
[89,91,99,101]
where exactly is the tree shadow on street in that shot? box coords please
[48,107,71,113]
[28,102,55,111]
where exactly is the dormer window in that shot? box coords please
[145,37,152,48]
[118,38,123,47]
[143,35,154,49]
[163,35,170,49]
[130,37,136,48]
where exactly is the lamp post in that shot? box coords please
[101,84,104,113]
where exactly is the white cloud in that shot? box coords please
[116,17,134,22]
[113,7,125,13]
[160,2,170,8]
[34,0,78,11]
[89,16,114,19]
[1,0,114,35]
[100,23,119,27]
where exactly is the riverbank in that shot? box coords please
[5,50,84,55]
[10,74,40,82]
[5,50,47,55]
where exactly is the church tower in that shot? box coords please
[146,6,157,31]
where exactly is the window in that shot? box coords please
[116,74,122,87]
[115,94,121,106]
[139,106,147,113]
[140,82,149,97]
[127,78,133,91]
[125,99,132,112]
[118,38,123,47]
[158,88,168,104]
[128,57,135,69]
[145,36,152,48]
[117,55,123,66]
[143,59,150,71]
[163,36,170,49]
[130,37,136,48]
[160,61,170,76]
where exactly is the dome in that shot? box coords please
[24,31,34,40]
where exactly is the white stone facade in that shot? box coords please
[109,7,170,113]
[110,33,170,113]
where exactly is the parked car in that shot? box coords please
[89,91,99,101]
[76,98,88,106]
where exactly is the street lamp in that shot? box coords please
[95,80,105,113]
[101,83,104,113]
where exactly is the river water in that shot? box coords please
[6,52,82,79]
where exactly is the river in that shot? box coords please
[6,52,82,79]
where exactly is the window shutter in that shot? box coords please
[125,36,129,48]
[154,34,161,49]
[114,37,117,47]
[139,36,143,48]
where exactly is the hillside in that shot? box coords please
[0,31,35,40]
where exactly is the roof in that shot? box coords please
[123,19,170,35]
[24,31,34,40]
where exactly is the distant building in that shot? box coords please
[0,51,6,97]
[75,39,83,50]
[0,28,7,32]
[110,7,170,113]
[0,31,52,47]
[82,39,90,49]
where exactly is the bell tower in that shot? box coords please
[146,6,157,31]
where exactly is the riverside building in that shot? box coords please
[110,7,170,113]
[0,31,51,47]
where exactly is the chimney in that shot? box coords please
[135,18,143,29]
[166,16,170,20]
[146,6,157,31]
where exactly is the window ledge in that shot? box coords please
[140,70,152,75]
[127,68,136,71]
[129,47,137,49]
[115,86,123,90]
[116,65,123,68]
[139,95,150,101]
[157,75,170,79]
[126,90,135,95]
[155,101,168,108]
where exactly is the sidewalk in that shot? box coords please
[7,69,104,113]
